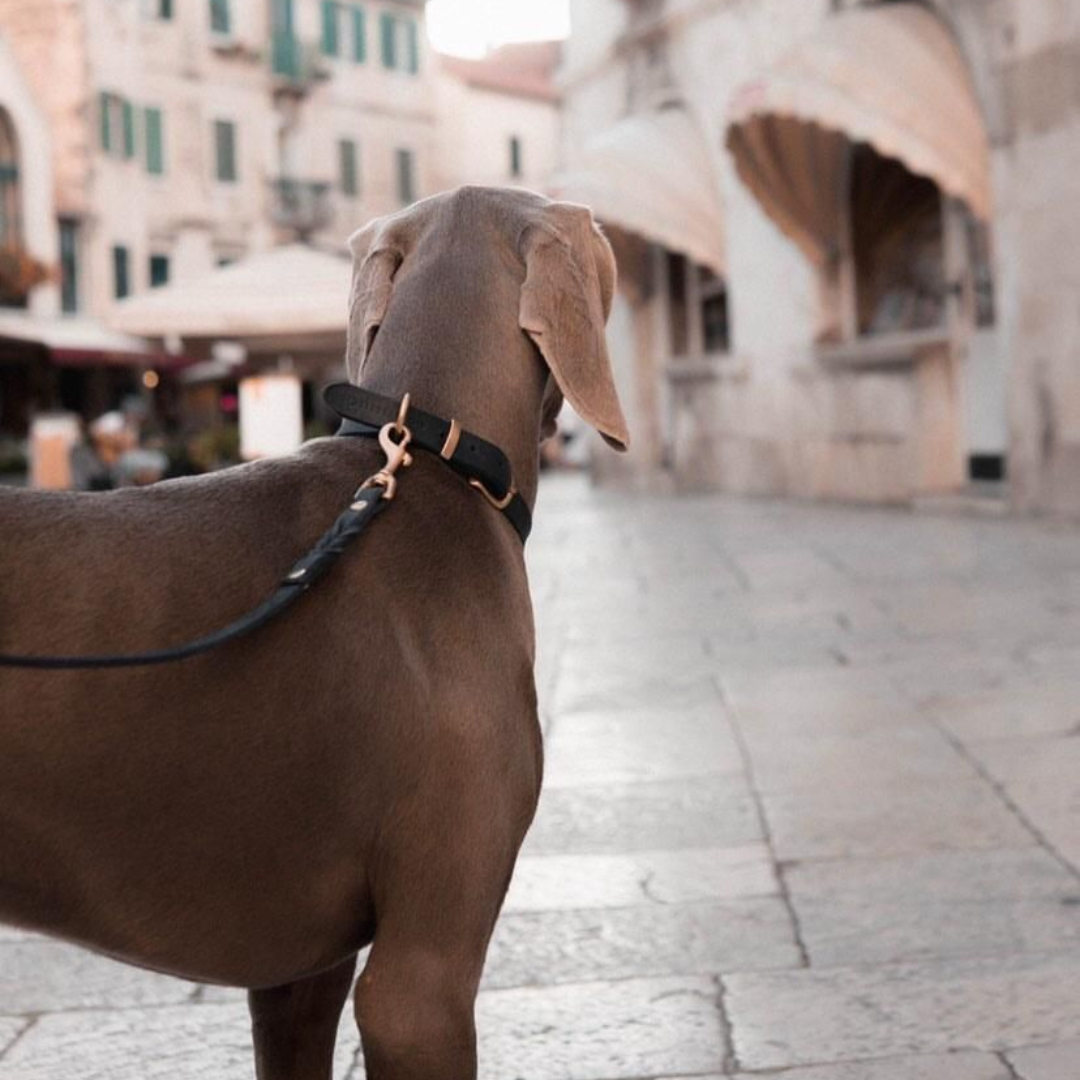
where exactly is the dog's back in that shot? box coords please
[0,439,539,987]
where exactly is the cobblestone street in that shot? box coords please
[2,474,1080,1078]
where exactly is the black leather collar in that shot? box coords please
[324,383,532,544]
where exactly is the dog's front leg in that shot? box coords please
[354,928,484,1080]
[248,953,358,1080]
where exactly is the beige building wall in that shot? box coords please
[433,43,560,195]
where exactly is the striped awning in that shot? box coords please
[725,3,991,264]
[553,104,726,275]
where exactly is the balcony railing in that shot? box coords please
[268,178,333,238]
[270,32,330,89]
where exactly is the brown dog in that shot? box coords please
[0,186,628,1079]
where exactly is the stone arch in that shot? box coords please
[0,33,57,310]
[0,106,23,247]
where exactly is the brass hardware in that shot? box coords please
[358,418,414,501]
[394,392,411,435]
[440,419,462,460]
[469,477,516,511]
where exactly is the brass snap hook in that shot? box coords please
[357,392,415,502]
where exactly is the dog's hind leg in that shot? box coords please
[248,953,358,1080]
[353,921,488,1080]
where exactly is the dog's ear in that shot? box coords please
[519,204,629,451]
[345,220,404,382]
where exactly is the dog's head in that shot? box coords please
[345,186,629,452]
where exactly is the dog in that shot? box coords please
[0,186,628,1079]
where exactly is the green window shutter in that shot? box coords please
[121,99,136,159]
[379,12,396,69]
[214,120,237,182]
[210,0,231,34]
[405,18,418,73]
[338,139,358,196]
[112,245,130,299]
[321,1,339,56]
[145,108,164,175]
[395,147,414,205]
[351,5,366,62]
[99,92,112,153]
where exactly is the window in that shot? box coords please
[142,0,173,20]
[209,0,231,34]
[666,253,731,358]
[339,138,359,197]
[395,148,415,205]
[380,12,418,72]
[112,245,130,300]
[144,107,164,175]
[699,271,730,354]
[99,93,137,160]
[320,3,365,61]
[214,120,238,182]
[59,218,80,314]
[509,135,522,179]
[149,254,170,288]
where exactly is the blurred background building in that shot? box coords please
[0,0,559,481]
[558,0,1080,518]
[1,0,1079,520]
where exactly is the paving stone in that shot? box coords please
[971,736,1080,827]
[0,1018,28,1057]
[0,940,196,1015]
[542,710,743,788]
[483,898,799,989]
[0,1002,359,1079]
[504,845,777,913]
[725,951,1080,1071]
[786,848,1080,966]
[761,776,1032,861]
[932,680,1080,743]
[476,976,725,1079]
[1006,1039,1080,1079]
[722,668,917,735]
[551,662,724,713]
[742,725,972,795]
[730,1049,1009,1079]
[521,775,762,856]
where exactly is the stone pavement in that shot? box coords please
[3,474,1080,1078]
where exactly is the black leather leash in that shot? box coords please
[0,388,527,671]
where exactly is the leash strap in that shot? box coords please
[324,383,532,544]
[0,388,531,671]
[0,485,388,670]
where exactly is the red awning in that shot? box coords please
[0,313,196,370]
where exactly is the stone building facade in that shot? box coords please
[559,0,1080,517]
[0,0,433,320]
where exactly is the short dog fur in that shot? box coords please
[0,187,628,1079]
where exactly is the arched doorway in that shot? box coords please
[725,2,1002,495]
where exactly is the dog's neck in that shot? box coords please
[353,263,548,510]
